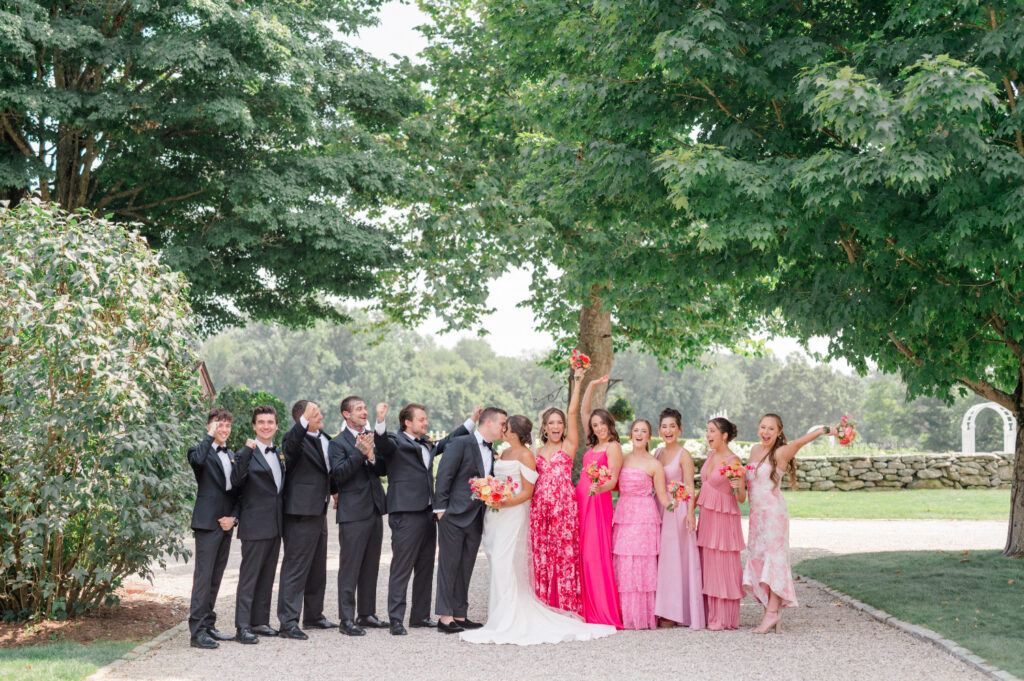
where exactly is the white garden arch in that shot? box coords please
[961,402,1017,454]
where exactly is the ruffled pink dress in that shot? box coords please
[743,461,798,609]
[611,467,661,630]
[575,448,623,628]
[530,450,584,615]
[654,447,705,629]
[696,455,745,630]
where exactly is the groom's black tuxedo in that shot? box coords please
[230,443,285,631]
[329,427,387,622]
[433,431,491,619]
[186,435,239,638]
[277,419,336,629]
[374,422,469,624]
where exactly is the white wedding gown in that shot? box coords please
[460,459,617,645]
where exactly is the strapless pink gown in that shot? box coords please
[575,449,623,628]
[696,455,744,630]
[611,468,661,629]
[530,450,583,615]
[654,447,705,629]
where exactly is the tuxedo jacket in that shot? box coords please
[231,445,285,541]
[187,434,240,531]
[328,429,387,523]
[432,433,491,528]
[374,424,469,514]
[281,420,337,517]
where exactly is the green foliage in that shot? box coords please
[0,0,422,331]
[798,551,1024,676]
[0,199,202,620]
[213,385,288,451]
[606,396,635,424]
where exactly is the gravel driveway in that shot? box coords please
[101,519,1005,681]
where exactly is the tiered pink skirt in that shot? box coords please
[612,481,661,630]
[696,485,745,630]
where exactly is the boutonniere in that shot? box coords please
[278,452,287,471]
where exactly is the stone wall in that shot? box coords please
[691,452,1014,490]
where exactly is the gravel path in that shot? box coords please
[104,519,1005,681]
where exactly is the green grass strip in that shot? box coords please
[0,640,136,681]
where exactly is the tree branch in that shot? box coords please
[696,79,764,139]
[887,331,922,366]
[957,375,1015,411]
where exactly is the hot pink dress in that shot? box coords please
[529,450,584,615]
[611,467,661,630]
[696,455,744,630]
[654,446,705,629]
[575,448,623,628]
[743,460,798,609]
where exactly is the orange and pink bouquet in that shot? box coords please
[667,481,692,510]
[469,475,519,512]
[717,461,746,495]
[826,414,857,445]
[570,349,591,371]
[586,462,613,496]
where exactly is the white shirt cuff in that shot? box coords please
[375,420,386,435]
[434,509,445,514]
[300,416,309,429]
[464,417,475,431]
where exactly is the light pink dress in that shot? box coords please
[575,448,623,628]
[611,467,661,630]
[743,461,798,608]
[654,447,705,628]
[696,455,744,630]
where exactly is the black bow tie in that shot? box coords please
[482,440,494,452]
[265,446,278,454]
[415,436,432,447]
[215,445,229,453]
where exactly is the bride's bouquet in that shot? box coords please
[826,414,857,445]
[585,462,613,496]
[469,475,519,512]
[570,348,591,371]
[667,481,692,511]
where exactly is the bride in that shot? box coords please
[461,415,617,645]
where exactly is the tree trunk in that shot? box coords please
[572,288,613,478]
[1005,411,1024,557]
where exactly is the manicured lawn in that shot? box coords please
[797,550,1024,677]
[730,489,1008,520]
[0,640,136,681]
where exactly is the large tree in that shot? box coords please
[0,0,421,330]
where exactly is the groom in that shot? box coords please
[432,407,508,634]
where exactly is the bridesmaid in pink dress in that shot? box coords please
[653,408,705,629]
[529,367,586,615]
[612,420,674,629]
[574,375,624,628]
[744,413,831,633]
[696,417,745,631]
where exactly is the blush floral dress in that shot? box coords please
[529,450,584,616]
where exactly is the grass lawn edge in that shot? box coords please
[794,573,1023,681]
[81,621,188,681]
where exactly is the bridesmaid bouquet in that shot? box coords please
[570,348,591,371]
[469,475,519,512]
[826,414,857,445]
[585,462,613,496]
[717,461,746,496]
[667,481,692,510]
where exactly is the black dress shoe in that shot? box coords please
[356,614,389,629]
[278,625,308,640]
[437,620,464,634]
[207,627,235,641]
[455,618,483,630]
[339,620,366,636]
[252,624,278,637]
[303,617,338,629]
[235,628,259,645]
[409,617,437,628]
[389,619,407,636]
[189,631,219,649]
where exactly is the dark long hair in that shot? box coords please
[587,409,620,447]
[708,417,737,442]
[507,415,533,446]
[539,407,566,444]
[760,413,796,490]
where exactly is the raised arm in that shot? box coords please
[776,426,830,466]
[591,441,623,495]
[564,368,586,457]
[581,374,609,439]
[230,442,256,488]
[187,427,217,468]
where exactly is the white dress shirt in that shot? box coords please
[256,441,283,491]
[214,443,232,491]
[300,416,331,471]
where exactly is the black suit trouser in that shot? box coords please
[189,527,233,637]
[277,512,328,628]
[337,515,383,621]
[435,512,482,619]
[235,537,281,629]
[387,510,435,623]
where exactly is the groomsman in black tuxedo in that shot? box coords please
[230,405,286,644]
[276,400,338,639]
[187,408,240,649]
[433,407,507,634]
[372,404,479,635]
[329,396,389,636]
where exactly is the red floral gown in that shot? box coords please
[529,450,584,616]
